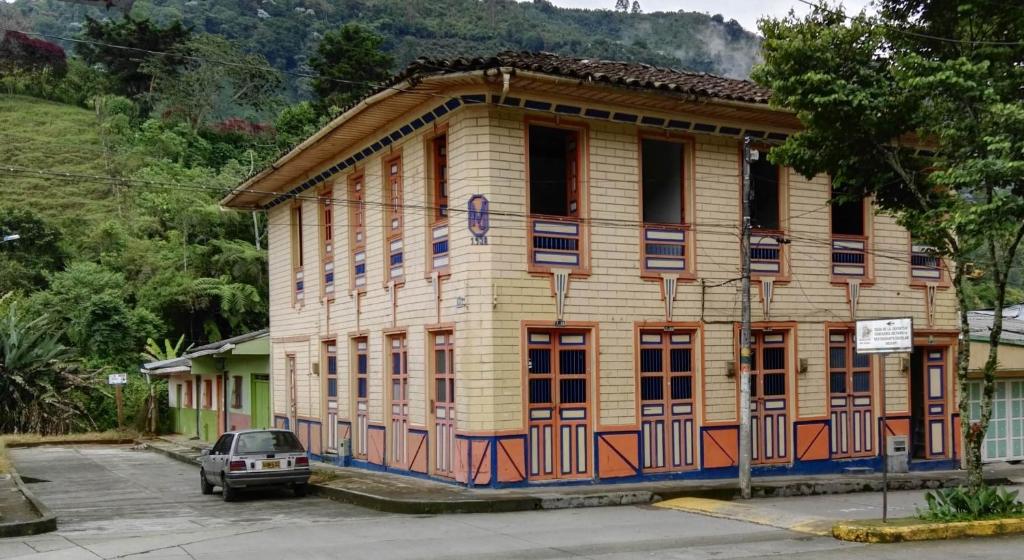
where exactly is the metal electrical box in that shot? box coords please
[337,438,352,459]
[887,435,909,473]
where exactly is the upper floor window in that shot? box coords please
[641,138,691,277]
[830,188,869,279]
[348,174,366,291]
[429,134,450,274]
[291,205,305,303]
[320,190,335,298]
[528,123,585,273]
[384,155,404,283]
[749,156,785,277]
[750,158,780,231]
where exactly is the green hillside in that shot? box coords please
[0,95,119,240]
[7,0,762,101]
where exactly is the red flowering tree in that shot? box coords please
[0,31,68,78]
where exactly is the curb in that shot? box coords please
[146,442,201,466]
[0,472,57,538]
[4,438,137,449]
[832,517,1024,543]
[308,484,542,514]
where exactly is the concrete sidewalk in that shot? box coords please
[145,434,1024,514]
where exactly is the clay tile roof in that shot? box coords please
[394,51,772,104]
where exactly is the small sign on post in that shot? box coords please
[856,317,913,523]
[108,373,127,429]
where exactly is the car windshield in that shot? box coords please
[235,431,304,455]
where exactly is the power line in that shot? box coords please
[795,0,1024,46]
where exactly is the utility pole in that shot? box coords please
[739,136,753,499]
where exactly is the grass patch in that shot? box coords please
[310,466,341,485]
[0,429,140,473]
[0,95,118,240]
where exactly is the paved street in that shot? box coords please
[3,445,1024,559]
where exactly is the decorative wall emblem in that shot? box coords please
[553,268,571,326]
[761,279,775,320]
[847,279,861,320]
[467,194,490,245]
[662,273,678,322]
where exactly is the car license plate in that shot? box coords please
[262,460,280,469]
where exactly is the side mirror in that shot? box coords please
[200,448,210,456]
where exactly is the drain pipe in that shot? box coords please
[495,67,512,105]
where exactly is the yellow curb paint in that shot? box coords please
[832,517,1024,543]
[655,497,832,536]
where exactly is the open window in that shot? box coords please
[830,187,869,279]
[320,190,335,299]
[749,157,785,276]
[428,133,450,274]
[528,124,585,272]
[640,138,690,276]
[291,204,305,304]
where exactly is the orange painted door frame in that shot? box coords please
[526,330,591,480]
[638,330,697,472]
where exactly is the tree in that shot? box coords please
[144,35,281,130]
[308,23,394,112]
[754,0,1024,489]
[615,0,629,11]
[76,15,192,99]
[631,1,642,14]
[0,294,98,435]
[0,31,67,77]
[0,206,66,291]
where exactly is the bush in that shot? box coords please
[918,485,1024,522]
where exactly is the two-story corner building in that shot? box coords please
[220,52,961,487]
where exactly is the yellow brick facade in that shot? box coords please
[255,81,960,484]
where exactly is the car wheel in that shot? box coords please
[200,470,213,495]
[222,478,237,502]
[293,483,308,498]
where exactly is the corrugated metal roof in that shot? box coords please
[968,310,1024,346]
[140,329,269,374]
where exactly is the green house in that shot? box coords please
[142,329,270,443]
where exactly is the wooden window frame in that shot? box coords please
[348,173,367,292]
[909,238,951,288]
[351,336,369,459]
[203,378,213,409]
[320,187,336,300]
[426,129,451,277]
[744,146,790,281]
[383,153,405,286]
[291,203,305,305]
[829,185,874,285]
[185,380,193,408]
[525,117,590,276]
[638,133,696,281]
[232,375,243,409]
[636,327,698,472]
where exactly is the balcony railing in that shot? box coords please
[751,232,782,275]
[353,250,366,290]
[431,222,449,272]
[323,261,334,297]
[831,235,867,277]
[294,268,304,302]
[530,215,582,271]
[389,238,404,281]
[911,244,942,282]
[642,224,688,275]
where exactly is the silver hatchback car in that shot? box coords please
[199,429,311,501]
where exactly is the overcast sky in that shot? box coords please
[544,1,875,33]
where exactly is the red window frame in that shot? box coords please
[320,189,335,299]
[348,174,366,291]
[384,155,404,284]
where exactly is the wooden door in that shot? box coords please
[638,330,696,472]
[749,332,790,465]
[389,335,409,468]
[432,332,455,477]
[527,330,591,480]
[828,330,874,458]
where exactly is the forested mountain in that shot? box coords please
[6,0,762,99]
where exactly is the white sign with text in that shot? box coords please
[856,318,913,354]
[107,373,128,385]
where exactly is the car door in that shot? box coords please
[208,434,233,480]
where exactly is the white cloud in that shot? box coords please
[538,0,874,34]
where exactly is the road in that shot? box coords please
[2,445,1023,560]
